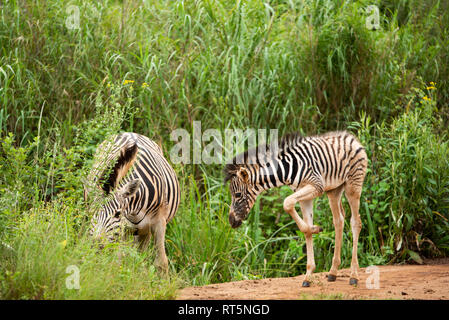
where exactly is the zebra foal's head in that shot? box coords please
[85,138,141,243]
[224,164,258,228]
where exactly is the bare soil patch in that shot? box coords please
[177,258,449,300]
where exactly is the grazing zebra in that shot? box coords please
[84,132,180,271]
[224,131,367,287]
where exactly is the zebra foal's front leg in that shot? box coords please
[299,199,317,287]
[283,184,323,287]
[283,184,323,235]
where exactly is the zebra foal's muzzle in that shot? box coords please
[229,210,243,228]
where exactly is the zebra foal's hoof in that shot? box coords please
[327,274,337,282]
[302,280,311,287]
[349,278,358,286]
[310,225,323,234]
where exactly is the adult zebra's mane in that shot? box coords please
[83,136,138,202]
[101,142,138,194]
[223,132,303,183]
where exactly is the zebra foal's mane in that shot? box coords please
[223,131,304,183]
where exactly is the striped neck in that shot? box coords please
[249,157,290,194]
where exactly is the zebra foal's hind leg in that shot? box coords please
[326,184,345,282]
[345,184,363,286]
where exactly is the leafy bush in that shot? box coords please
[356,83,449,263]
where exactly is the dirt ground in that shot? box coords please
[177,258,449,300]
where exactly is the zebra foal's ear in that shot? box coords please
[224,163,238,184]
[102,142,138,194]
[237,167,250,183]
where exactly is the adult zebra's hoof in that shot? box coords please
[349,278,358,286]
[327,274,337,282]
[302,280,311,287]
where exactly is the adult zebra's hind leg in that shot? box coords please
[326,184,345,282]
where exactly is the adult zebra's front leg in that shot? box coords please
[283,184,323,287]
[134,215,168,273]
[151,216,169,273]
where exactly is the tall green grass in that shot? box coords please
[0,201,180,299]
[1,0,449,299]
[2,0,448,144]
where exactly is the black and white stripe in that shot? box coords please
[225,131,367,206]
[85,132,180,269]
[225,130,368,286]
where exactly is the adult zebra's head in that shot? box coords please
[224,164,258,228]
[89,179,141,242]
[84,138,141,243]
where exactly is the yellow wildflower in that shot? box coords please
[142,82,149,88]
[123,80,135,85]
[426,86,436,90]
[59,240,67,248]
[422,96,431,101]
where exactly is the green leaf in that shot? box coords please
[406,249,423,265]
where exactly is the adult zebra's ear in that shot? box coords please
[117,179,141,201]
[102,142,138,194]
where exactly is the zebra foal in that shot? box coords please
[224,131,367,287]
[84,132,180,271]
